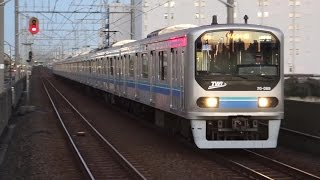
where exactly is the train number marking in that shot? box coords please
[257,86,271,91]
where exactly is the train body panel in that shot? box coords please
[53,23,284,149]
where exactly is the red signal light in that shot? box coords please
[29,17,39,35]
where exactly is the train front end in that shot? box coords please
[187,25,284,148]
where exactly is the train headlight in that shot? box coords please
[258,97,279,108]
[197,97,219,108]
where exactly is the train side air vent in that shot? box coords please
[147,24,198,38]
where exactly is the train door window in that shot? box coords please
[97,59,99,74]
[83,62,85,73]
[106,58,109,75]
[107,57,110,75]
[93,59,96,74]
[92,60,94,74]
[110,58,114,76]
[86,61,89,73]
[100,58,103,74]
[118,57,121,76]
[171,49,176,80]
[95,59,98,74]
[175,50,179,79]
[141,53,148,78]
[91,60,94,74]
[96,59,99,74]
[150,51,155,79]
[129,55,134,77]
[159,51,168,81]
[135,53,139,78]
[123,55,126,77]
[103,58,106,75]
[115,57,118,76]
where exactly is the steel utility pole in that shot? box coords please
[218,0,234,24]
[130,0,135,40]
[0,0,4,93]
[227,0,234,24]
[15,0,19,78]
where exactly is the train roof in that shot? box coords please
[147,24,198,38]
[55,23,283,64]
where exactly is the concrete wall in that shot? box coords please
[283,100,320,136]
[0,77,26,135]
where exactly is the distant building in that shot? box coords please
[112,0,318,74]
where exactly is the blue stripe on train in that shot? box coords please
[82,74,181,97]
[219,97,257,108]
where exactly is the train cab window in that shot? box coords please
[141,53,148,78]
[159,51,168,81]
[129,55,134,77]
[195,30,280,78]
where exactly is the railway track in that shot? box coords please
[206,149,320,179]
[260,122,320,141]
[42,78,146,180]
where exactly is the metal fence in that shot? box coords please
[0,76,26,135]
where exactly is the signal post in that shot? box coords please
[0,0,4,93]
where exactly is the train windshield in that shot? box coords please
[195,30,280,79]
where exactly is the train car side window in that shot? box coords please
[141,53,148,78]
[159,51,168,81]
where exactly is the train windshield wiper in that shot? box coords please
[257,74,273,79]
[234,75,248,79]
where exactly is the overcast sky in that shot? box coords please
[3,0,320,75]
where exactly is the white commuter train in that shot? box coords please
[53,22,284,149]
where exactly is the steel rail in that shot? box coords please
[45,78,147,180]
[42,80,95,180]
[280,126,320,140]
[244,149,320,179]
[260,122,320,140]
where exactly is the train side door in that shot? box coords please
[134,53,139,99]
[122,55,127,96]
[149,51,156,104]
[110,57,115,92]
[180,49,185,111]
[171,48,180,110]
[116,57,119,95]
[150,51,156,104]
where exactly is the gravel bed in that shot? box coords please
[50,74,244,179]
